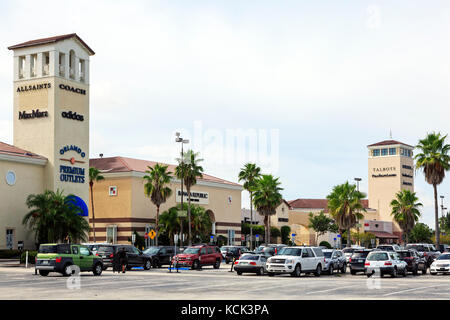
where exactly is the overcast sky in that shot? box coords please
[1,1,450,229]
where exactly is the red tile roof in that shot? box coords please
[90,156,242,187]
[8,33,95,55]
[0,141,46,161]
[288,198,369,211]
[367,140,413,148]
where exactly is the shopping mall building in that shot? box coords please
[0,34,242,250]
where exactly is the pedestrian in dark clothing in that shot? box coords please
[118,247,128,273]
[112,250,121,273]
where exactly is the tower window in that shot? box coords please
[69,50,75,79]
[372,149,380,157]
[30,54,37,77]
[43,52,50,75]
[79,59,85,82]
[18,56,25,79]
[59,52,65,76]
[381,148,388,156]
[389,148,396,155]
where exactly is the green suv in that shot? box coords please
[35,244,104,276]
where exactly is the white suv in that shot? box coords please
[365,250,407,278]
[266,246,325,277]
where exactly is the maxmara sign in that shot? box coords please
[176,189,209,205]
[18,109,48,120]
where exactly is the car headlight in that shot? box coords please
[285,259,294,264]
[267,258,273,263]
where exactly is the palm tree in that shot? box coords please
[238,163,261,250]
[390,190,422,244]
[89,167,104,242]
[143,163,173,246]
[252,175,283,244]
[191,205,212,242]
[175,150,204,246]
[159,206,181,245]
[22,189,90,245]
[327,182,366,247]
[415,132,450,247]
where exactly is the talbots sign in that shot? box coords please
[176,189,209,204]
[372,166,397,178]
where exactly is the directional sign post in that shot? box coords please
[255,234,259,245]
[291,233,296,245]
[149,229,156,240]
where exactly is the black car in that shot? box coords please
[405,244,435,267]
[397,249,427,275]
[438,244,450,253]
[349,249,372,275]
[96,244,152,270]
[143,246,180,268]
[220,246,249,264]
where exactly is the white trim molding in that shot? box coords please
[0,154,47,166]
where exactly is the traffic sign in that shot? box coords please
[291,233,296,237]
[178,210,187,218]
[255,234,259,238]
[337,234,341,238]
[333,238,336,241]
[149,229,156,240]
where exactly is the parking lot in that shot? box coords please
[0,265,449,300]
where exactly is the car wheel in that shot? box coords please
[257,267,264,276]
[93,263,103,276]
[422,267,427,275]
[391,267,397,278]
[237,271,242,275]
[191,260,199,270]
[291,264,301,277]
[63,264,73,277]
[39,270,49,276]
[328,265,333,275]
[314,264,322,277]
[213,259,220,269]
[430,272,437,275]
[340,264,347,274]
[413,266,418,276]
[144,260,151,270]
[126,265,132,271]
[268,272,275,277]
[402,268,407,277]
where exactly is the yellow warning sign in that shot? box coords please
[149,230,156,240]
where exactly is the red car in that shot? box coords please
[172,245,222,269]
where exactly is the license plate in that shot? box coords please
[358,260,363,263]
[42,260,49,265]
[439,268,447,271]
[240,262,248,265]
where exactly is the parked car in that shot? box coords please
[220,246,249,264]
[35,243,104,276]
[234,254,267,276]
[172,245,222,269]
[254,244,286,256]
[405,243,437,267]
[349,249,372,275]
[322,249,347,274]
[96,244,152,270]
[143,246,180,268]
[342,246,364,263]
[430,253,450,275]
[365,250,407,278]
[438,244,450,253]
[397,249,427,275]
[375,244,401,252]
[82,242,110,255]
[265,246,325,277]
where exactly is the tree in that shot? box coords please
[390,190,422,243]
[191,205,212,242]
[252,175,283,245]
[238,163,261,250]
[143,163,172,246]
[270,226,281,243]
[89,167,104,242]
[408,223,433,243]
[327,181,366,247]
[175,150,204,246]
[159,206,181,245]
[415,132,450,248]
[22,189,90,245]
[280,226,291,245]
[308,211,337,245]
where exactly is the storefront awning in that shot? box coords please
[370,231,399,239]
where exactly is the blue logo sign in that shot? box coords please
[67,195,88,217]
[210,236,214,239]
[291,233,296,237]
[334,238,337,241]
[337,234,341,238]
[255,234,259,238]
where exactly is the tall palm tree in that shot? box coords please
[89,167,104,242]
[191,205,212,241]
[143,163,172,246]
[159,206,181,245]
[238,163,261,250]
[252,175,283,244]
[415,132,450,247]
[390,189,422,244]
[22,189,90,245]
[175,150,204,246]
[327,182,366,247]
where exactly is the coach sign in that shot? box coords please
[176,189,209,205]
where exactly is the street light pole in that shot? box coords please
[440,196,445,238]
[176,132,189,247]
[354,178,362,246]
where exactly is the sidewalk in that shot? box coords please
[0,259,21,267]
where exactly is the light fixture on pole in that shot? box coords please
[354,177,362,246]
[175,132,189,247]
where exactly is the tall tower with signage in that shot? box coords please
[8,34,94,213]
[367,140,414,230]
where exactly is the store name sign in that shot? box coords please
[372,166,396,178]
[17,83,51,93]
[18,109,48,120]
[176,189,209,205]
[373,167,396,172]
[59,165,85,183]
[59,84,86,95]
[62,111,84,121]
[60,145,86,158]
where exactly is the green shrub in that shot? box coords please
[0,250,21,259]
[281,226,291,244]
[20,251,37,264]
[319,241,332,249]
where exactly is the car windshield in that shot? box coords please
[254,246,265,253]
[406,244,424,251]
[278,248,301,256]
[221,246,232,252]
[342,248,354,254]
[240,255,259,260]
[352,251,369,258]
[323,252,333,258]
[183,248,200,254]
[437,254,450,260]
[367,252,389,261]
[397,252,411,258]
[144,247,160,255]
[377,246,393,251]
[97,246,114,253]
[38,245,57,253]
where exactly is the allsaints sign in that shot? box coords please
[18,109,48,120]
[16,83,51,93]
[176,189,209,204]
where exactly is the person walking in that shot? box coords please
[118,247,128,273]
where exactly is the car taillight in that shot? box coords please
[109,254,114,258]
[250,262,257,266]
[234,261,239,265]
[384,261,392,266]
[95,253,99,256]
[365,262,370,266]
[349,258,352,263]
[55,257,62,263]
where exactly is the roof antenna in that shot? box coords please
[389,129,392,139]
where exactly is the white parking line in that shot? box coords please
[306,285,358,295]
[382,284,449,296]
[118,280,192,290]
